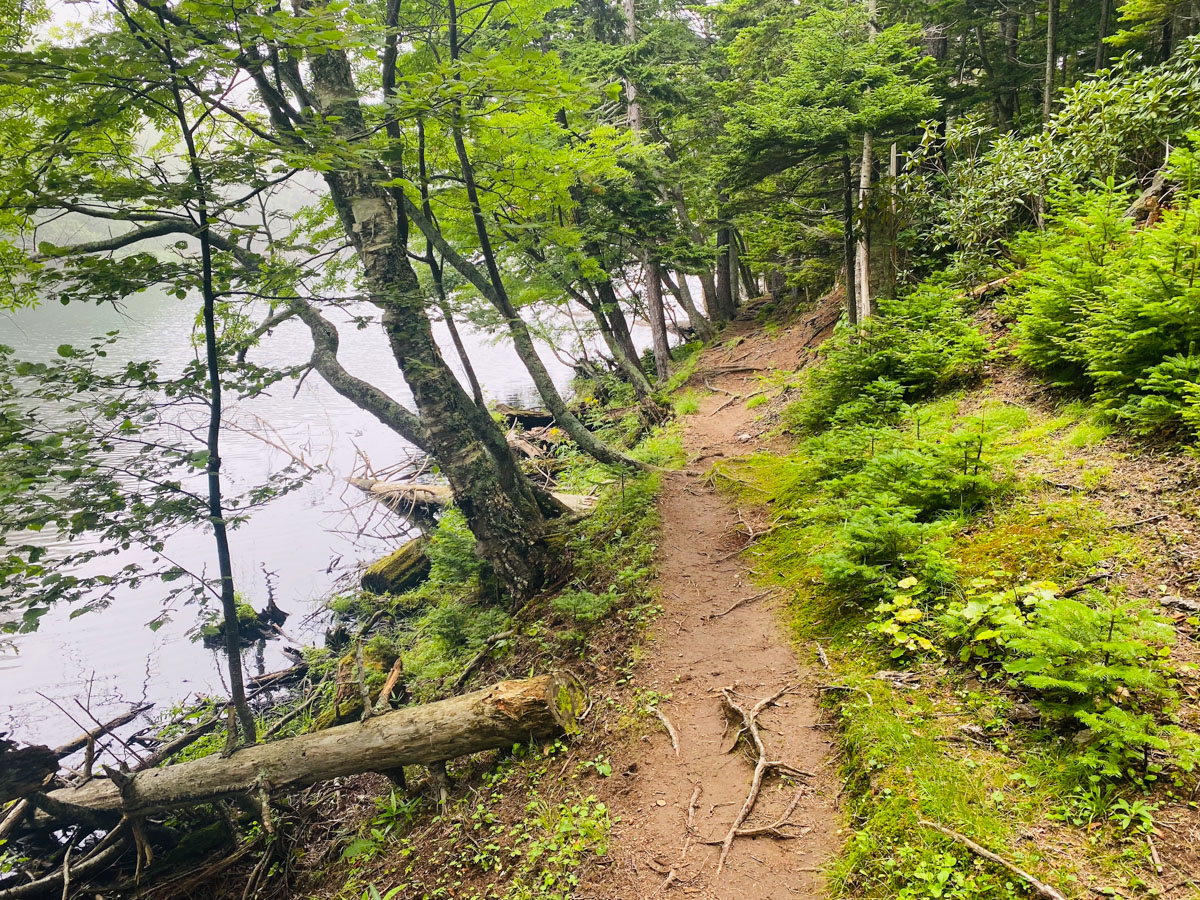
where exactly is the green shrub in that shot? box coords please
[1006,150,1200,435]
[817,501,956,602]
[785,284,986,433]
[426,507,485,585]
[551,587,618,625]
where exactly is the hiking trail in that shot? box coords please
[585,307,843,899]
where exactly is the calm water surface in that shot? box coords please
[0,290,582,745]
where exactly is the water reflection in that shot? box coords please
[0,288,577,744]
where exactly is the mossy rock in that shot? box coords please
[361,536,431,594]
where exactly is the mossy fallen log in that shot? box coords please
[42,674,587,818]
[361,536,432,594]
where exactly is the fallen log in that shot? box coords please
[41,674,586,818]
[246,663,309,692]
[0,740,57,804]
[496,403,554,429]
[361,535,432,594]
[349,478,596,515]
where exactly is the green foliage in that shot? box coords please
[551,587,618,625]
[784,286,986,433]
[426,508,485,587]
[901,39,1200,274]
[1005,158,1200,435]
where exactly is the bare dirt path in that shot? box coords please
[586,308,842,899]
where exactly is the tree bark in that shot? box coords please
[728,228,740,308]
[645,260,671,381]
[42,676,586,818]
[856,130,873,321]
[856,0,879,321]
[1044,0,1059,121]
[842,154,858,327]
[1095,0,1111,70]
[714,227,734,323]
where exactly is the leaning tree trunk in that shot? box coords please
[664,269,715,341]
[43,676,585,818]
[583,282,655,399]
[305,45,557,601]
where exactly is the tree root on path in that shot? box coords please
[712,684,812,876]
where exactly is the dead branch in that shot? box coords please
[918,820,1066,900]
[0,822,129,900]
[652,708,680,758]
[52,705,153,759]
[1111,514,1168,530]
[453,630,514,692]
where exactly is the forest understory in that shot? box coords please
[135,288,1199,900]
[7,0,1200,896]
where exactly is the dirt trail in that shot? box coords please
[588,308,842,899]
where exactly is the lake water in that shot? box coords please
[0,290,594,746]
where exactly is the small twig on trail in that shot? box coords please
[1039,476,1083,492]
[918,820,1067,900]
[709,395,741,417]
[816,644,831,671]
[707,589,774,620]
[653,708,680,758]
[714,684,809,876]
[1111,514,1168,530]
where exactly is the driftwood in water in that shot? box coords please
[496,403,554,429]
[41,675,586,817]
[349,478,596,515]
[361,535,432,594]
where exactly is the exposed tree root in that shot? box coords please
[706,589,775,620]
[713,684,811,876]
